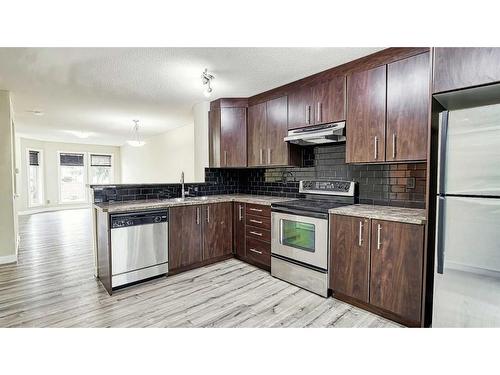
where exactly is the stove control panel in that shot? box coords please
[299,180,356,196]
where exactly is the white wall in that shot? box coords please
[0,90,17,263]
[193,101,210,182]
[121,123,196,183]
[17,137,121,213]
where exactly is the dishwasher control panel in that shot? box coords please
[111,210,168,229]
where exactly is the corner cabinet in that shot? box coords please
[288,76,346,130]
[330,214,425,327]
[346,52,430,163]
[248,96,301,167]
[209,98,248,168]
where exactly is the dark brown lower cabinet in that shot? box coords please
[330,214,425,326]
[370,219,424,325]
[233,202,246,258]
[330,215,370,303]
[203,202,233,260]
[169,205,203,271]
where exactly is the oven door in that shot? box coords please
[271,211,328,270]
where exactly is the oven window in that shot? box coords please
[281,219,315,252]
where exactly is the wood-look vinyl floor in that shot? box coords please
[0,209,400,328]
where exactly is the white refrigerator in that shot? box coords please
[433,103,500,327]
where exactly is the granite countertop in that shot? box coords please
[94,194,296,213]
[328,204,427,225]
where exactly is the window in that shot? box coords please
[89,154,113,185]
[59,152,86,203]
[27,150,43,207]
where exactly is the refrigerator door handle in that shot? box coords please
[436,196,446,274]
[437,111,449,195]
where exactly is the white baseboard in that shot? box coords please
[18,204,90,216]
[0,254,17,265]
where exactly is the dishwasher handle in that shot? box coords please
[111,210,169,228]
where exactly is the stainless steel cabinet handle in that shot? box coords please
[249,231,262,237]
[358,221,363,246]
[374,136,379,160]
[249,208,263,212]
[305,105,311,125]
[224,150,228,166]
[249,248,262,255]
[377,224,382,250]
[316,102,322,123]
[207,206,210,223]
[392,133,397,159]
[249,219,262,224]
[259,148,263,165]
[238,205,243,221]
[267,148,271,164]
[196,207,200,225]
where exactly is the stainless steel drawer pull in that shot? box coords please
[374,136,379,160]
[196,207,200,225]
[316,102,322,123]
[392,133,397,159]
[249,219,263,224]
[377,224,382,250]
[224,150,228,166]
[268,148,271,164]
[249,208,263,212]
[358,221,363,246]
[207,206,210,223]
[305,105,311,125]
[259,149,263,165]
[249,248,262,255]
[238,205,243,221]
[249,231,262,237]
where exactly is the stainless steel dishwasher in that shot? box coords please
[110,210,168,289]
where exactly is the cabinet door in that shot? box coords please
[370,219,424,324]
[233,202,246,258]
[247,102,267,167]
[208,109,221,167]
[312,76,346,125]
[433,48,500,93]
[387,52,430,161]
[288,85,313,130]
[266,96,289,166]
[221,107,247,167]
[346,65,386,163]
[330,215,370,303]
[169,205,203,271]
[203,202,233,260]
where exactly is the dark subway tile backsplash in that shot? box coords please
[92,143,426,209]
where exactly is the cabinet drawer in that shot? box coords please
[246,214,271,230]
[246,225,271,242]
[245,203,271,218]
[246,238,271,266]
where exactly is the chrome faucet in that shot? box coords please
[180,171,186,199]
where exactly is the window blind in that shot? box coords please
[90,154,112,167]
[59,153,84,166]
[29,150,40,166]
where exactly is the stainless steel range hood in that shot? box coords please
[284,121,346,146]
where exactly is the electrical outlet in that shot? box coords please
[407,177,416,189]
[46,199,50,204]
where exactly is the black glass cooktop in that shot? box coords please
[272,199,352,215]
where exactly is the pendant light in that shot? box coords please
[127,120,146,147]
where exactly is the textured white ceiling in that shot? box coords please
[0,47,383,145]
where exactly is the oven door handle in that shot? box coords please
[271,207,328,220]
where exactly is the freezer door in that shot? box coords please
[443,103,500,196]
[433,196,500,327]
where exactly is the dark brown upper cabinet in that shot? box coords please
[346,65,387,163]
[288,77,346,130]
[330,215,370,303]
[346,53,430,164]
[312,76,346,125]
[386,52,430,162]
[370,219,424,326]
[209,98,247,168]
[433,48,500,93]
[248,96,301,167]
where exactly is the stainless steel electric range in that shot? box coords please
[270,180,356,297]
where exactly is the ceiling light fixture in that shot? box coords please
[27,110,44,116]
[127,120,146,147]
[201,68,215,98]
[66,130,92,139]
